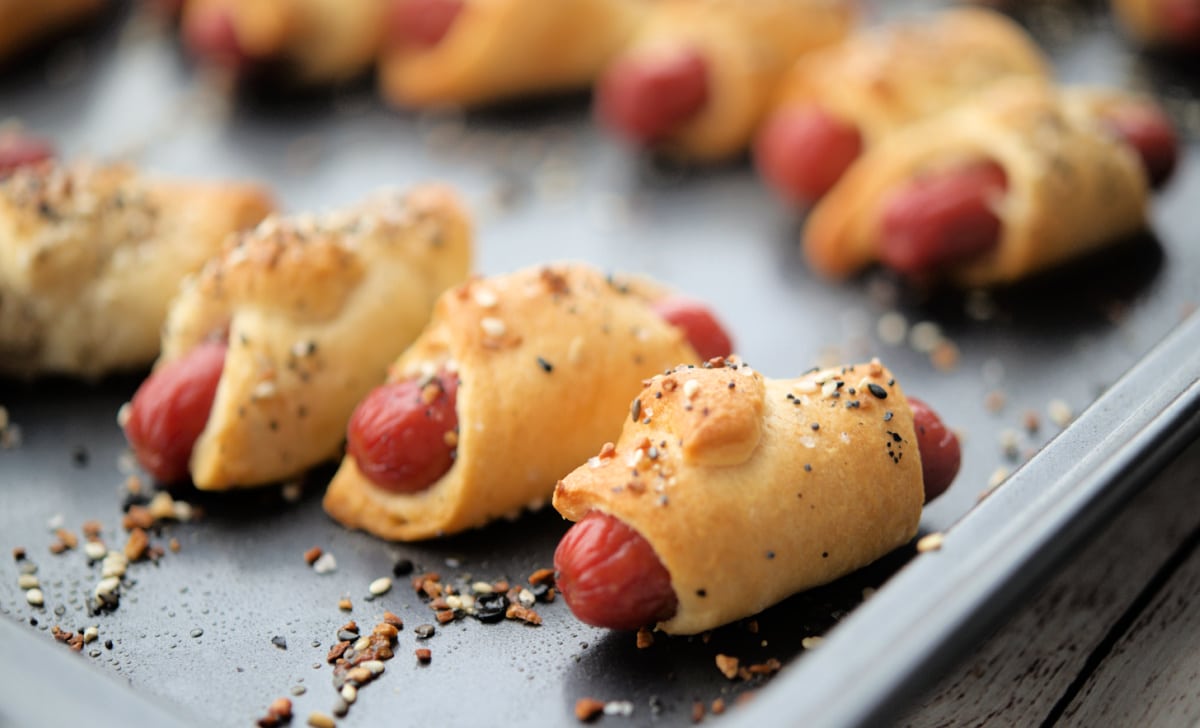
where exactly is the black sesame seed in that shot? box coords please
[811,423,820,431]
[822,552,829,558]
[71,446,89,467]
[392,558,414,577]
[536,356,553,373]
[883,411,894,422]
[104,639,113,650]
[271,635,288,650]
[766,551,775,560]
[337,629,359,642]
[530,583,553,602]
[473,593,509,623]
[867,383,888,399]
[804,464,812,472]
[696,589,707,598]
[631,398,642,423]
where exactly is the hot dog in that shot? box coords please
[345,294,733,496]
[754,9,1048,206]
[123,341,227,484]
[180,0,386,83]
[1162,0,1200,47]
[0,132,54,178]
[870,99,1174,278]
[553,360,958,633]
[753,105,862,205]
[593,0,854,161]
[387,0,464,48]
[596,47,710,145]
[346,372,460,494]
[1113,0,1200,52]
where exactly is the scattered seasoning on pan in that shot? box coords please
[801,636,824,650]
[692,700,706,723]
[368,577,392,596]
[391,558,414,577]
[715,654,739,680]
[984,391,1006,413]
[12,547,25,561]
[415,648,432,663]
[1047,399,1073,428]
[711,698,726,715]
[636,627,654,649]
[414,624,436,639]
[25,588,44,607]
[930,341,960,372]
[916,533,945,553]
[313,553,337,574]
[338,597,352,612]
[574,698,606,723]
[304,546,323,565]
[1022,410,1041,433]
[271,635,288,650]
[306,712,335,728]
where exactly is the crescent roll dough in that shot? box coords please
[804,80,1150,286]
[0,161,272,379]
[0,0,105,62]
[379,0,646,108]
[769,8,1048,148]
[553,358,924,635]
[626,0,856,161]
[323,263,703,541]
[182,0,386,82]
[157,186,472,490]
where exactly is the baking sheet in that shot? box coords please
[1,1,1198,725]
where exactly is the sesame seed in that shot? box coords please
[17,574,39,590]
[25,588,44,606]
[313,553,337,574]
[473,288,498,308]
[252,380,279,400]
[83,626,99,644]
[84,542,106,561]
[916,533,945,553]
[1048,399,1073,428]
[306,712,335,728]
[801,636,824,650]
[683,380,700,399]
[909,321,943,353]
[877,312,908,345]
[480,317,506,337]
[340,685,357,704]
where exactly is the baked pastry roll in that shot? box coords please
[596,0,856,161]
[323,263,732,541]
[121,186,472,490]
[803,80,1175,286]
[552,358,960,634]
[1112,0,1200,52]
[755,7,1049,205]
[0,161,272,379]
[378,0,646,108]
[0,0,106,62]
[181,0,387,83]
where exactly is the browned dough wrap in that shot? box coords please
[553,358,924,635]
[323,263,704,541]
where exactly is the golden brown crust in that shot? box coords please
[770,8,1048,146]
[322,262,703,541]
[633,0,856,161]
[553,358,924,635]
[160,186,472,490]
[0,0,105,62]
[804,80,1149,286]
[0,160,272,378]
[182,0,386,82]
[1112,0,1178,47]
[379,0,646,108]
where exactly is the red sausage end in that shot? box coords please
[387,0,464,48]
[878,160,1008,277]
[0,133,54,178]
[1102,101,1180,189]
[123,341,228,484]
[754,105,863,206]
[596,46,710,145]
[183,7,249,69]
[346,372,459,494]
[555,511,678,630]
[651,296,733,361]
[907,397,960,503]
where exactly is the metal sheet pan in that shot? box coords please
[1,1,1197,726]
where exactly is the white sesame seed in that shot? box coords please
[101,553,127,578]
[1048,399,1073,428]
[368,577,392,596]
[604,701,634,717]
[909,322,943,353]
[95,577,120,598]
[472,288,498,308]
[312,553,337,574]
[916,533,945,553]
[148,491,176,521]
[115,402,130,428]
[471,582,494,594]
[877,312,908,346]
[480,317,506,338]
[306,712,335,728]
[252,380,279,400]
[821,380,839,398]
[84,542,107,561]
[83,626,99,644]
[340,685,357,704]
[46,514,64,531]
[17,574,39,590]
[458,594,475,610]
[353,636,371,652]
[281,482,303,503]
[801,636,824,650]
[445,595,462,610]
[173,501,194,522]
[25,588,44,607]
[683,380,700,399]
[361,660,385,675]
[794,380,818,394]
[518,588,535,608]
[988,467,1011,489]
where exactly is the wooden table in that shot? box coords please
[903,437,1200,727]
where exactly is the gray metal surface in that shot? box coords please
[1,1,1198,726]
